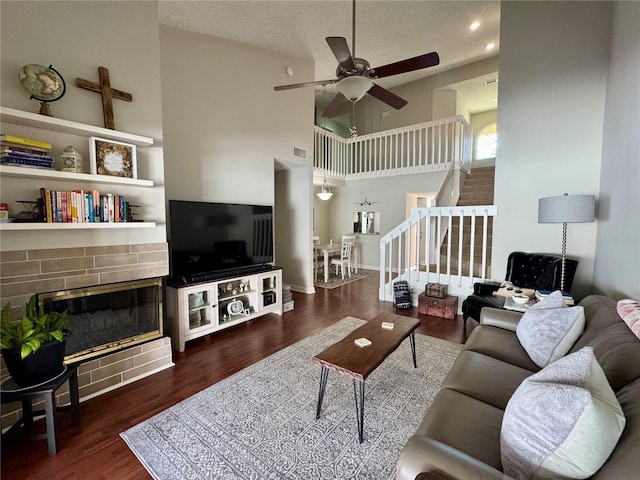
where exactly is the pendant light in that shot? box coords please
[317,85,333,201]
[317,177,333,201]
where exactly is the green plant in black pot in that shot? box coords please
[1,295,69,386]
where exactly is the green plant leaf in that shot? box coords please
[50,330,64,342]
[1,295,70,357]
[21,328,36,342]
[20,338,41,359]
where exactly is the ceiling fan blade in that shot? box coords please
[326,36,356,72]
[322,93,348,118]
[367,83,408,110]
[371,52,440,79]
[274,79,337,91]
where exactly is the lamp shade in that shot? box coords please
[317,178,333,201]
[336,76,373,102]
[538,194,596,224]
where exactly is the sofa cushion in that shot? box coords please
[516,302,585,367]
[464,325,540,372]
[576,322,640,391]
[571,295,621,347]
[501,347,626,480]
[441,351,533,410]
[414,388,504,471]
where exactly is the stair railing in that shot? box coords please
[379,204,497,302]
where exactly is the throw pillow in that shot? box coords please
[516,300,584,368]
[529,290,567,311]
[501,347,626,480]
[617,299,640,339]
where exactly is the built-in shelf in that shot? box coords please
[0,222,156,231]
[0,165,154,187]
[0,106,153,147]
[1,107,159,234]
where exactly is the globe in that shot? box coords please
[19,64,66,102]
[18,64,66,116]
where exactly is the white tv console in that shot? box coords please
[165,267,282,352]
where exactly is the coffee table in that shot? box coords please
[312,313,421,442]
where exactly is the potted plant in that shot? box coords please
[1,295,69,387]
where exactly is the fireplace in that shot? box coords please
[38,278,164,363]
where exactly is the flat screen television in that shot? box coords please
[168,200,274,283]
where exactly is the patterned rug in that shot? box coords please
[314,271,372,289]
[121,317,462,480]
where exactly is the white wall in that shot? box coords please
[494,1,612,300]
[325,171,446,268]
[159,26,316,291]
[276,166,314,292]
[313,186,331,243]
[594,2,640,299]
[0,1,166,250]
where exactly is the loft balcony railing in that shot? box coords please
[314,115,472,179]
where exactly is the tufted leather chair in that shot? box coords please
[461,251,578,326]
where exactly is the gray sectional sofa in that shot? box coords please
[396,295,640,480]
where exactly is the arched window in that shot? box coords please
[475,122,497,160]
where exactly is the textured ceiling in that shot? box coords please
[159,0,500,113]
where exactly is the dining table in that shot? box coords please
[315,242,360,283]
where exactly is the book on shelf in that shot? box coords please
[37,187,130,224]
[1,156,54,168]
[535,289,575,305]
[0,134,52,150]
[1,142,51,155]
[1,149,53,160]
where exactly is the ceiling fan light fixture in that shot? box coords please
[317,178,333,201]
[336,76,373,102]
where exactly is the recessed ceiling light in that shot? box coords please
[470,21,481,31]
[485,42,496,51]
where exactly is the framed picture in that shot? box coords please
[89,137,137,178]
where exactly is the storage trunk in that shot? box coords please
[425,283,447,298]
[418,293,458,320]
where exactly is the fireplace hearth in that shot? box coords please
[39,278,163,363]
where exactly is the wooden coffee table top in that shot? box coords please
[313,313,421,382]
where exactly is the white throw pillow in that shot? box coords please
[516,300,584,368]
[501,347,626,480]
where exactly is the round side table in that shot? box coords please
[1,363,79,455]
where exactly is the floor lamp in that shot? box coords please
[538,193,596,292]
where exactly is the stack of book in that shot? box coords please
[39,188,129,223]
[535,289,575,306]
[1,134,54,169]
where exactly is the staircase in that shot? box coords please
[437,166,495,276]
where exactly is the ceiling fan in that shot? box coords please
[355,197,379,206]
[273,0,440,118]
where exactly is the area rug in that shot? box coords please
[121,316,462,480]
[314,271,372,289]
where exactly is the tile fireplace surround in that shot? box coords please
[0,243,174,430]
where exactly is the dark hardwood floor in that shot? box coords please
[1,271,476,480]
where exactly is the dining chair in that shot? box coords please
[330,235,355,279]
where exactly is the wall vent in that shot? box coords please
[292,146,306,159]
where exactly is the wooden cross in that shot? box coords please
[75,66,132,130]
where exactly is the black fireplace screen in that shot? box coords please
[39,278,163,363]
